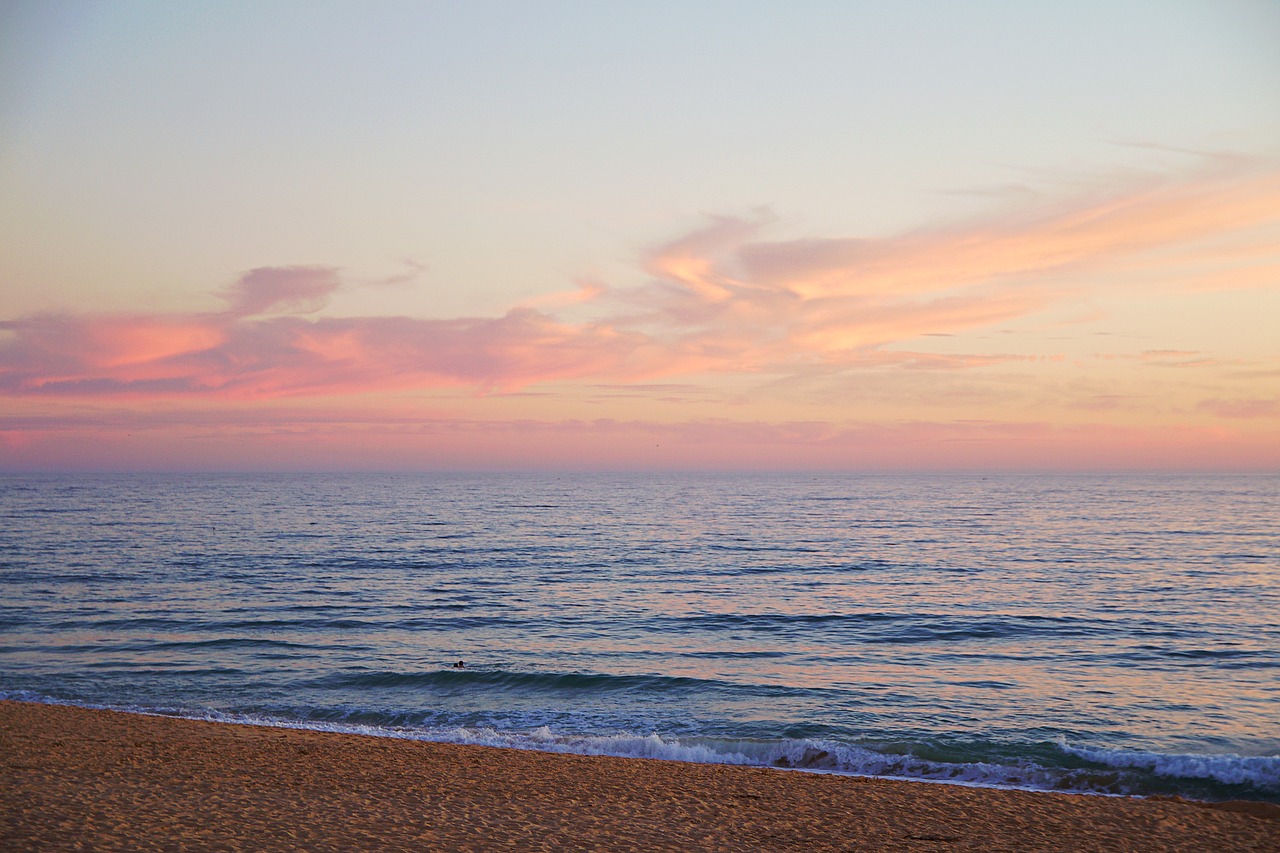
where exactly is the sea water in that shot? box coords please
[1,472,1277,802]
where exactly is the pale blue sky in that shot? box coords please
[3,0,1277,319]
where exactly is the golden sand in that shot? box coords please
[1,700,1275,851]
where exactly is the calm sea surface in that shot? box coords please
[2,473,1277,802]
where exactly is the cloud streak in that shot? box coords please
[2,161,1277,401]
[624,161,1280,367]
[5,407,1276,472]
[0,308,667,398]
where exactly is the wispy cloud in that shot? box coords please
[624,161,1279,367]
[1197,397,1279,419]
[2,161,1276,402]
[221,266,344,317]
[0,308,662,398]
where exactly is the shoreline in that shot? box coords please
[5,694,1274,803]
[2,700,1276,852]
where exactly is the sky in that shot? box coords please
[2,0,1278,472]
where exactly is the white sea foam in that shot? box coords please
[1057,739,1280,789]
[164,709,1130,795]
[7,693,1278,799]
[221,717,1280,797]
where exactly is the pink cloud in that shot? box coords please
[2,314,225,374]
[220,266,343,317]
[0,264,687,397]
[1,161,1276,402]
[0,309,674,398]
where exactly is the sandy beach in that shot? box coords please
[0,700,1275,852]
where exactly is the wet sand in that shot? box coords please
[1,700,1275,852]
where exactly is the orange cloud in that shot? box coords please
[616,161,1279,375]
[736,165,1280,299]
[2,160,1277,403]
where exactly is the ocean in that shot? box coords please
[2,472,1277,803]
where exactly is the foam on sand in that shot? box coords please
[2,700,1275,852]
